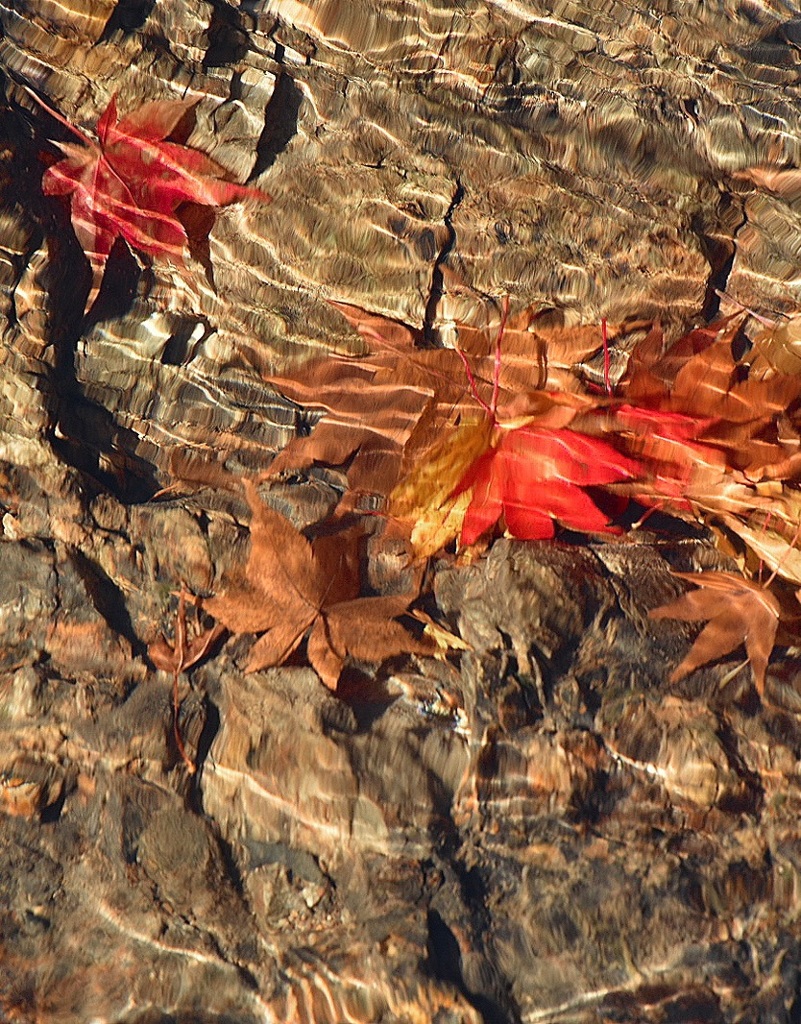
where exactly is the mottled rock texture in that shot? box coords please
[2,1,801,1022]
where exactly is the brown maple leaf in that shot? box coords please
[620,316,801,484]
[205,480,434,689]
[649,571,781,694]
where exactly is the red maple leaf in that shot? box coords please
[453,424,639,546]
[32,89,270,296]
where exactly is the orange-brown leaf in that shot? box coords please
[617,316,801,530]
[621,316,801,469]
[649,571,781,694]
[205,481,433,689]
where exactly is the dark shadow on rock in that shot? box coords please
[83,239,142,331]
[426,910,516,1024]
[160,313,215,367]
[178,202,217,290]
[736,15,801,67]
[69,548,145,657]
[100,0,157,39]
[204,0,250,68]
[251,73,303,177]
[190,694,221,793]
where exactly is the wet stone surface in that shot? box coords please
[2,1,801,1021]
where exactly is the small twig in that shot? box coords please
[148,588,223,774]
[20,83,94,144]
[714,289,775,327]
[762,518,801,589]
[630,501,665,530]
[718,658,749,688]
[169,591,195,774]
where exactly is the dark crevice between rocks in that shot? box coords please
[697,235,736,323]
[60,404,162,502]
[421,722,521,1024]
[189,695,221,803]
[210,831,248,902]
[83,239,144,329]
[188,695,252,905]
[203,0,250,68]
[423,180,464,346]
[68,548,147,659]
[40,784,69,824]
[178,203,218,290]
[54,259,163,501]
[426,909,518,1024]
[160,315,214,366]
[693,194,747,323]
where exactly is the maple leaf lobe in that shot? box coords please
[455,425,639,546]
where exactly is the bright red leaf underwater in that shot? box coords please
[453,425,640,546]
[38,92,270,284]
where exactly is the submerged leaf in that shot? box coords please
[747,313,801,377]
[649,571,781,694]
[266,303,619,503]
[205,481,434,690]
[617,314,801,553]
[454,425,640,546]
[36,90,270,303]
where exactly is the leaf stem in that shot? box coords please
[454,295,510,421]
[491,295,509,416]
[763,518,801,589]
[21,84,95,146]
[454,346,494,417]
[602,318,612,396]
